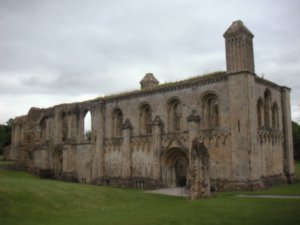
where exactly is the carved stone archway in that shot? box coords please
[161,147,189,188]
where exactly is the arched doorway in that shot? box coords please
[52,149,63,179]
[175,158,187,187]
[162,148,188,187]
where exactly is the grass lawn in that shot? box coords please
[0,155,15,167]
[0,160,15,166]
[0,162,299,225]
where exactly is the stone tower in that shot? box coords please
[225,20,257,182]
[224,20,255,73]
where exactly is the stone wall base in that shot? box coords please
[38,169,54,179]
[61,172,78,183]
[37,170,78,183]
[211,174,289,192]
[93,177,163,189]
[284,173,296,184]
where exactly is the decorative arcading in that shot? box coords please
[131,135,152,146]
[161,132,189,151]
[104,137,123,152]
[198,128,231,147]
[257,129,283,145]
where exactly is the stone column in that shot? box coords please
[187,110,211,199]
[121,119,132,179]
[189,138,210,199]
[98,105,105,177]
[48,117,54,143]
[187,110,200,180]
[91,103,105,180]
[187,110,201,160]
[67,113,72,140]
[77,112,84,143]
[151,116,163,180]
[281,87,295,182]
[45,118,49,141]
[69,113,77,142]
[54,114,60,144]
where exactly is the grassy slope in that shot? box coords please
[0,160,14,166]
[0,163,300,225]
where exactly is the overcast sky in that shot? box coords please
[0,0,299,124]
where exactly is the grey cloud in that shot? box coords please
[0,0,300,123]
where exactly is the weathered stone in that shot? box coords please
[8,21,295,199]
[140,73,159,89]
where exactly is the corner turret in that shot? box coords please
[140,73,159,89]
[224,20,255,74]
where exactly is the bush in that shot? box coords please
[292,121,300,160]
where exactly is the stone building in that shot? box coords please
[8,21,295,198]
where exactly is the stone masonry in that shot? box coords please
[7,21,295,198]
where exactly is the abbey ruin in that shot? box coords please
[7,21,295,198]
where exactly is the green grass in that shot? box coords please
[0,155,15,166]
[0,160,14,166]
[0,163,300,225]
[241,161,300,196]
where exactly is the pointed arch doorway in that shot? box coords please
[52,149,63,179]
[162,147,189,188]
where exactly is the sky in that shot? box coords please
[0,0,300,124]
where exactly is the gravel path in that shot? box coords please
[145,189,300,199]
[236,194,300,199]
[145,187,188,197]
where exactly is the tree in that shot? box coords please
[292,121,300,160]
[0,125,6,154]
[0,119,12,155]
[85,131,92,142]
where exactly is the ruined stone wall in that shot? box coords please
[9,69,294,191]
[254,80,284,178]
[101,75,232,186]
[9,21,295,196]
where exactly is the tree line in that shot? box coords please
[292,121,300,160]
[0,119,12,155]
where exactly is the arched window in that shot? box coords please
[112,108,123,137]
[59,112,68,142]
[84,110,92,141]
[38,117,47,142]
[264,89,271,128]
[257,99,264,128]
[140,104,152,134]
[167,98,181,132]
[271,103,279,129]
[202,93,219,128]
